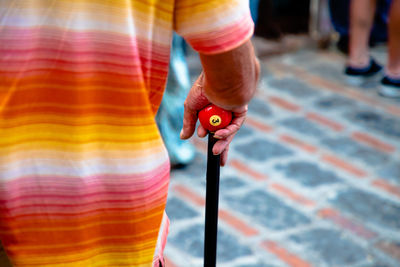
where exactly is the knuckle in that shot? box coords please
[229,124,240,133]
[183,100,189,110]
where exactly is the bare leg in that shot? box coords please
[387,0,400,77]
[348,0,377,67]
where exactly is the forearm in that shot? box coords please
[199,40,259,110]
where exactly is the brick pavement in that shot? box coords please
[164,41,400,267]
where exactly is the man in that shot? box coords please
[0,1,259,266]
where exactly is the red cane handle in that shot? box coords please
[198,104,232,132]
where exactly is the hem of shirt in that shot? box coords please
[195,27,254,56]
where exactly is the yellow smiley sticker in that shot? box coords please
[209,115,222,126]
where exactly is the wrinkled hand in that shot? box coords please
[180,73,248,166]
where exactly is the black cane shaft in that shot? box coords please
[204,134,220,267]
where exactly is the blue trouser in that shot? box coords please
[250,0,260,23]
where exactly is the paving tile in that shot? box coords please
[377,161,400,184]
[261,240,312,267]
[174,153,206,179]
[289,228,368,266]
[352,132,396,153]
[306,112,345,132]
[165,197,199,221]
[269,183,316,207]
[314,95,357,110]
[219,209,259,236]
[321,137,389,166]
[234,139,293,162]
[331,189,400,232]
[269,96,301,112]
[249,98,273,116]
[275,161,341,187]
[229,159,268,181]
[318,208,377,239]
[245,118,274,133]
[173,184,205,206]
[169,224,252,262]
[268,78,319,98]
[285,50,322,66]
[220,176,247,191]
[307,63,345,82]
[279,117,327,138]
[279,134,318,153]
[372,179,400,199]
[376,241,400,262]
[169,224,204,259]
[235,126,254,139]
[359,262,396,267]
[344,109,400,140]
[224,190,311,230]
[237,264,280,267]
[321,154,367,178]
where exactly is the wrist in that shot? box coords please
[203,85,252,111]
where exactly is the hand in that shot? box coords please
[180,73,248,166]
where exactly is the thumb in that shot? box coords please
[180,102,198,140]
[180,74,209,139]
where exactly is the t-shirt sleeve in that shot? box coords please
[173,0,254,55]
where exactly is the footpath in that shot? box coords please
[164,40,400,267]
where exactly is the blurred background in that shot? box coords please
[160,0,400,266]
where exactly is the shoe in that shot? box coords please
[344,58,383,86]
[379,76,400,98]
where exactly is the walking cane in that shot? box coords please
[198,104,232,267]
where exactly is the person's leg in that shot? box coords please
[345,0,383,86]
[348,0,377,67]
[387,0,400,77]
[379,0,400,97]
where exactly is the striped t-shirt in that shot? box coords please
[0,1,254,266]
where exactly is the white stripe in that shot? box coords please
[0,151,169,181]
[176,0,250,36]
[0,5,172,44]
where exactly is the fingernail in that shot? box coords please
[214,135,223,139]
[180,129,184,139]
